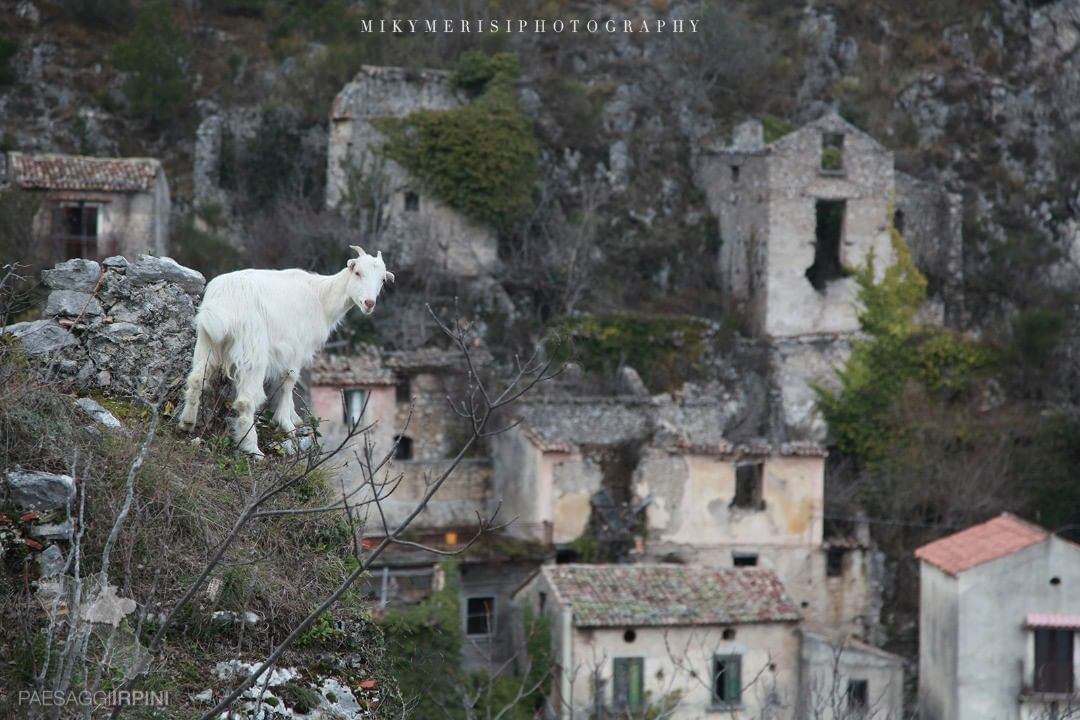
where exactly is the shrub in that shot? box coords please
[0,37,16,86]
[451,50,520,97]
[377,52,537,232]
[112,0,189,124]
[68,0,134,30]
[761,114,796,143]
[817,220,993,462]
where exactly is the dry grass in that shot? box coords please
[0,344,391,717]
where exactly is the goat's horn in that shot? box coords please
[350,245,366,257]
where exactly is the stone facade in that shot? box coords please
[700,113,896,339]
[326,66,498,278]
[1,152,170,264]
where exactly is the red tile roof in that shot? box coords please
[542,564,800,627]
[914,513,1048,576]
[8,152,161,192]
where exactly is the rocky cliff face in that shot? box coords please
[4,1,1080,335]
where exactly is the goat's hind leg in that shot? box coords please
[231,365,267,457]
[179,328,216,431]
[271,368,300,434]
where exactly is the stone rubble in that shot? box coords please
[4,256,205,400]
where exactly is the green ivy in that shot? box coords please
[817,220,993,463]
[376,52,537,232]
[551,314,710,393]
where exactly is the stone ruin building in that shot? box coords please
[0,151,170,266]
[698,112,965,440]
[326,65,498,279]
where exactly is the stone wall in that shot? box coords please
[3,256,204,401]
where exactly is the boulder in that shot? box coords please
[1,319,77,354]
[5,470,76,512]
[75,397,122,429]
[38,544,65,577]
[46,290,103,318]
[126,256,206,295]
[30,520,74,541]
[41,258,101,292]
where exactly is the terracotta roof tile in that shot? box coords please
[309,350,394,386]
[914,513,1048,576]
[542,564,800,627]
[8,152,161,192]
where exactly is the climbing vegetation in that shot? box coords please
[376,51,538,232]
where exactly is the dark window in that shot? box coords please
[722,628,736,640]
[806,200,849,291]
[732,463,764,510]
[60,203,99,260]
[847,679,869,713]
[612,657,644,711]
[404,191,419,212]
[826,547,846,577]
[731,165,740,183]
[538,592,547,612]
[394,434,413,460]
[395,377,411,403]
[733,553,758,567]
[712,654,742,706]
[623,628,636,643]
[1034,629,1075,693]
[343,389,367,425]
[894,208,905,236]
[821,132,844,172]
[465,596,494,636]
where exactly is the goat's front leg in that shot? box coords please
[231,368,267,457]
[272,368,300,434]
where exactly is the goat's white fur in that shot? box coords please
[179,246,394,456]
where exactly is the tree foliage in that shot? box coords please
[112,0,189,124]
[381,561,551,719]
[377,51,538,233]
[817,221,993,463]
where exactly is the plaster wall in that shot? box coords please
[950,538,1080,720]
[798,632,904,720]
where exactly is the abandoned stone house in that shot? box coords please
[514,564,804,720]
[326,65,498,278]
[799,630,904,720]
[915,513,1080,720]
[698,112,964,441]
[492,396,879,641]
[0,151,170,263]
[699,111,963,338]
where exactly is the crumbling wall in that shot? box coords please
[3,256,204,401]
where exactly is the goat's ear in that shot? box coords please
[385,271,395,284]
[347,258,356,270]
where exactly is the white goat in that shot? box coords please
[178,246,394,456]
